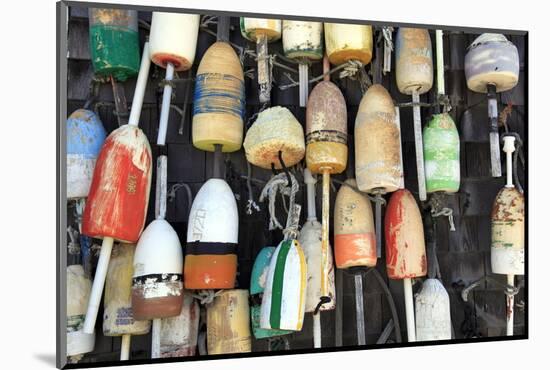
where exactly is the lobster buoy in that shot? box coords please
[299,220,336,311]
[104,243,150,336]
[306,77,347,175]
[423,113,460,193]
[250,247,292,339]
[324,23,373,65]
[396,28,433,95]
[149,12,199,71]
[334,179,376,268]
[355,84,402,193]
[415,278,452,341]
[385,189,427,279]
[67,265,95,357]
[132,220,184,320]
[207,290,252,354]
[282,21,323,60]
[240,18,282,42]
[185,178,238,289]
[159,292,200,357]
[192,41,245,153]
[260,239,307,331]
[465,34,519,93]
[66,109,106,200]
[88,8,140,81]
[82,124,152,243]
[491,187,524,275]
[243,106,305,169]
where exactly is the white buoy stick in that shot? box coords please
[506,274,515,336]
[354,273,366,345]
[436,30,445,97]
[503,135,516,336]
[403,278,416,342]
[129,42,151,127]
[120,334,131,360]
[151,318,161,358]
[412,91,427,201]
[157,62,175,146]
[257,34,270,103]
[299,63,309,107]
[83,237,113,334]
[313,313,321,348]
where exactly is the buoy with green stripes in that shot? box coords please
[259,239,307,331]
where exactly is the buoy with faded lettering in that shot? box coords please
[260,239,307,331]
[423,113,460,193]
[282,20,323,106]
[385,189,427,342]
[243,106,305,169]
[192,41,245,152]
[104,243,150,360]
[396,28,433,201]
[159,292,200,357]
[67,109,106,200]
[324,23,373,65]
[207,289,252,354]
[465,34,519,178]
[150,12,200,146]
[88,8,140,81]
[67,265,95,358]
[81,42,153,334]
[250,247,293,339]
[415,278,452,341]
[334,179,377,269]
[355,84,402,194]
[491,135,524,336]
[185,178,239,289]
[241,18,281,103]
[132,156,183,321]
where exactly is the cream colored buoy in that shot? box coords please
[355,84,402,194]
[243,106,305,169]
[207,290,252,354]
[324,23,373,66]
[240,18,282,103]
[104,243,150,360]
[192,41,245,153]
[67,265,95,358]
[415,278,452,341]
[159,292,200,357]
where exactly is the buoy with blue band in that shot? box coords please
[260,239,307,331]
[192,41,245,152]
[250,247,293,339]
[66,109,106,200]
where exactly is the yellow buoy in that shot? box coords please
[243,106,305,169]
[324,23,373,65]
[192,42,245,153]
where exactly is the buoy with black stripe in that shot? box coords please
[250,247,293,339]
[260,239,307,331]
[104,243,150,360]
[193,17,245,153]
[207,289,252,354]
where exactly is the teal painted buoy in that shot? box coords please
[423,113,460,193]
[250,247,292,339]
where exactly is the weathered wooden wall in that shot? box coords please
[66,6,526,363]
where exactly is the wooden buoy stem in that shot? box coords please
[354,273,366,345]
[217,16,230,42]
[321,170,330,299]
[506,274,515,336]
[313,313,321,348]
[412,90,427,201]
[403,277,416,342]
[151,318,161,358]
[487,83,502,177]
[157,62,175,146]
[128,42,151,127]
[257,33,270,103]
[213,144,223,179]
[436,30,445,97]
[120,334,131,360]
[374,192,383,258]
[299,63,309,107]
[111,76,129,126]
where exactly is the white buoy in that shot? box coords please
[415,278,452,341]
[67,265,95,359]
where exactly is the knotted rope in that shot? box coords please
[259,172,300,240]
[191,289,224,306]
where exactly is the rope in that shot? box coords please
[245,160,260,215]
[167,183,194,215]
[259,172,300,240]
[428,193,456,231]
[191,289,224,306]
[461,276,523,302]
[338,60,371,94]
[67,226,80,255]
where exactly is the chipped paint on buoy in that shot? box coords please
[298,220,336,312]
[423,113,460,193]
[207,290,252,354]
[415,278,452,341]
[396,28,433,95]
[491,187,524,275]
[240,18,282,42]
[385,189,427,279]
[282,21,323,60]
[355,85,402,193]
[82,125,152,243]
[67,109,106,200]
[160,292,200,357]
[334,179,377,268]
[324,23,373,65]
[192,42,245,153]
[67,265,95,356]
[243,106,305,169]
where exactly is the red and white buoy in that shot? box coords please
[81,42,153,334]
